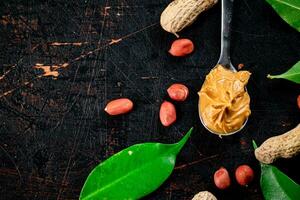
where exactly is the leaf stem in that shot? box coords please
[267,74,273,79]
[252,140,258,149]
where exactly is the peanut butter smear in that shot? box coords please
[198,65,251,134]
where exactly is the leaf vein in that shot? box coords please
[274,0,300,11]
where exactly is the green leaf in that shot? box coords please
[265,0,300,32]
[253,140,300,200]
[80,128,193,200]
[267,60,300,84]
[260,164,300,200]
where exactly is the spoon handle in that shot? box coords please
[218,0,234,67]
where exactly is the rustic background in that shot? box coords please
[0,0,299,199]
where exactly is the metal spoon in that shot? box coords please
[198,0,248,136]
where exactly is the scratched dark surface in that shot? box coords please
[0,0,300,199]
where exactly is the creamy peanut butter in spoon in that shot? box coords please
[198,65,251,134]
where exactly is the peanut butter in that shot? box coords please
[198,65,251,134]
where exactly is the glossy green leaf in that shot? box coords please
[267,60,300,83]
[80,128,193,200]
[252,140,300,200]
[265,0,300,32]
[260,164,300,200]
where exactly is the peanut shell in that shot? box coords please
[160,0,218,36]
[255,123,300,164]
[192,191,217,200]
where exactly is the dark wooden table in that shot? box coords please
[1,0,299,199]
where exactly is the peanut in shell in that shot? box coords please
[255,123,300,164]
[160,0,218,37]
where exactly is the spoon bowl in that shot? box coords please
[198,107,249,137]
